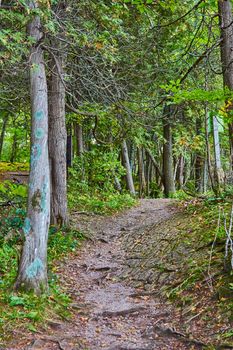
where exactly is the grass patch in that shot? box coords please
[0,162,29,173]
[68,191,136,214]
[0,205,84,345]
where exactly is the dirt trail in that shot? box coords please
[6,199,203,350]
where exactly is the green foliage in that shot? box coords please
[0,205,84,343]
[166,199,232,302]
[68,148,136,213]
[70,149,125,191]
[0,181,27,204]
[0,162,29,173]
[48,228,84,260]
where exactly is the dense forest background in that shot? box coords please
[2,0,233,347]
[2,0,233,204]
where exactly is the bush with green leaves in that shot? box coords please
[68,147,136,213]
[0,208,84,343]
[69,147,125,192]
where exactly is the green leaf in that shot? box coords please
[9,296,25,307]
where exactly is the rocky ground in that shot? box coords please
[4,199,233,350]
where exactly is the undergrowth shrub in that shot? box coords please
[68,148,136,213]
[0,203,84,344]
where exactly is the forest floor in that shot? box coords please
[3,199,233,350]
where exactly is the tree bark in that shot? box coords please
[10,131,17,163]
[66,124,73,170]
[195,118,203,192]
[213,115,224,190]
[138,147,146,198]
[0,113,8,158]
[162,106,175,197]
[204,105,216,195]
[15,1,50,293]
[48,49,68,227]
[75,122,84,156]
[218,0,233,170]
[121,140,135,196]
[146,148,163,180]
[177,155,184,190]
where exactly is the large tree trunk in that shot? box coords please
[162,106,175,197]
[218,0,233,170]
[48,49,68,227]
[122,140,135,196]
[15,1,50,293]
[0,113,8,158]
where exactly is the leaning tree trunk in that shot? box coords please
[15,1,50,293]
[162,106,175,197]
[122,140,135,196]
[48,49,68,227]
[218,0,233,170]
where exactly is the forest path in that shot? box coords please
[7,199,203,350]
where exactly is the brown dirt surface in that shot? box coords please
[0,171,28,184]
[3,199,233,350]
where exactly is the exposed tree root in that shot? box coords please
[154,325,207,348]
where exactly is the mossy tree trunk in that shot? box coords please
[15,0,50,294]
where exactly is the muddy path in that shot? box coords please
[6,199,207,350]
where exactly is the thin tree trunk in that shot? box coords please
[66,124,72,169]
[15,1,50,293]
[10,131,17,163]
[177,154,184,189]
[205,106,216,195]
[121,140,135,196]
[146,148,163,180]
[194,118,203,192]
[138,147,146,198]
[163,107,175,197]
[213,115,224,190]
[202,158,208,193]
[48,49,68,227]
[75,123,84,156]
[0,113,8,158]
[146,153,152,196]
